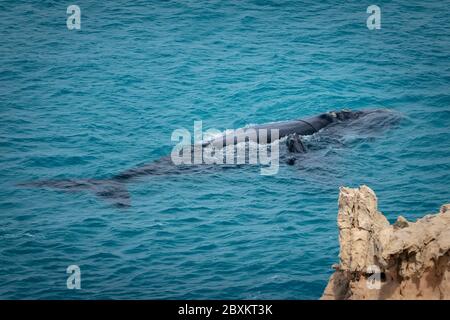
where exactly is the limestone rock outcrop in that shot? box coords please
[321,185,450,300]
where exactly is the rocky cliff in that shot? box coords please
[321,185,450,300]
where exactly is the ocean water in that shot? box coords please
[1,0,449,299]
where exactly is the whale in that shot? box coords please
[19,109,399,208]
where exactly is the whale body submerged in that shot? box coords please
[20,109,400,208]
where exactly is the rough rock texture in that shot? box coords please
[321,185,450,300]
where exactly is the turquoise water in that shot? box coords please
[1,0,450,299]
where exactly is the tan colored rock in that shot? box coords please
[321,185,450,300]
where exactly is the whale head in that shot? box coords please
[332,109,365,121]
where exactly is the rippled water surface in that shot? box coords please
[1,0,449,299]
